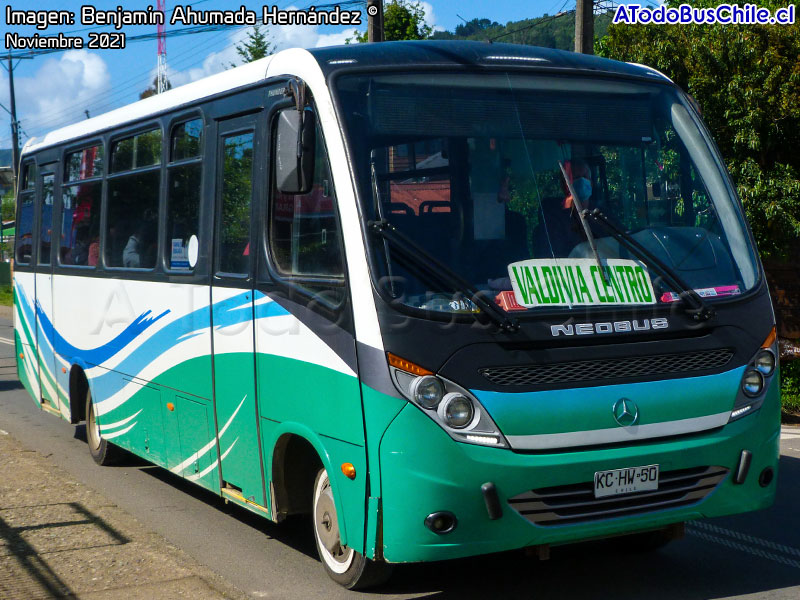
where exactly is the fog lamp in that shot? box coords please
[742,370,764,397]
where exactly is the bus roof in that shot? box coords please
[23,41,668,156]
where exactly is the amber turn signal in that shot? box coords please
[387,352,433,376]
[341,463,356,480]
[166,402,175,411]
[761,327,777,349]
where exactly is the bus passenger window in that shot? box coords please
[38,173,54,266]
[269,115,344,286]
[106,128,162,269]
[218,133,254,275]
[61,145,103,267]
[167,119,203,271]
[15,163,36,264]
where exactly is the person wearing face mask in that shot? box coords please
[529,158,598,261]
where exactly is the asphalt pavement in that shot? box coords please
[1,314,800,599]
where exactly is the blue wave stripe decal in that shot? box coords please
[33,294,168,366]
[93,291,289,405]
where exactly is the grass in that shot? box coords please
[0,285,11,307]
[781,359,800,416]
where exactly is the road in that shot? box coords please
[1,315,799,599]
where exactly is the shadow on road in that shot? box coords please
[0,502,130,599]
[108,442,800,599]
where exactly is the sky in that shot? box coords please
[0,0,628,149]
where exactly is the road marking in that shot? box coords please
[0,336,14,346]
[688,521,800,569]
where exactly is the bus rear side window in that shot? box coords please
[15,164,35,264]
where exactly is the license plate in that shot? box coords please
[593,464,659,498]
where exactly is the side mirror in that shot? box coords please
[275,109,315,194]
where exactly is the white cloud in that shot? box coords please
[418,1,444,32]
[168,10,360,89]
[2,50,111,143]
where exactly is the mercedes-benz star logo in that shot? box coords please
[612,398,639,427]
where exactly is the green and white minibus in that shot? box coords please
[13,41,780,589]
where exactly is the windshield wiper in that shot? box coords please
[586,208,715,322]
[368,219,520,333]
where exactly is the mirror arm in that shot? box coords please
[284,78,307,160]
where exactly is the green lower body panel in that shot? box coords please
[378,383,780,563]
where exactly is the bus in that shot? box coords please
[13,41,780,589]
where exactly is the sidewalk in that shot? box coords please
[0,429,247,600]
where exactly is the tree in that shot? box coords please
[140,76,172,100]
[348,0,433,43]
[596,0,800,260]
[231,25,274,66]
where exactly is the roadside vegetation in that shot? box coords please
[0,285,12,307]
[782,361,800,416]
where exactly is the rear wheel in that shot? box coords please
[85,388,122,466]
[312,468,392,589]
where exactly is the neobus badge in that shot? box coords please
[508,258,657,308]
[550,318,669,337]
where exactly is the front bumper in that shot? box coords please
[377,382,780,563]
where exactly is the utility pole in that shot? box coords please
[367,0,384,42]
[7,54,20,183]
[156,0,168,93]
[574,0,594,54]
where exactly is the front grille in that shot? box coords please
[480,348,734,387]
[509,466,729,526]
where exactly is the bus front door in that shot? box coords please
[34,167,60,415]
[210,113,268,511]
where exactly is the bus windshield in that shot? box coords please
[335,72,759,315]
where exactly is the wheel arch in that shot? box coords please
[68,362,92,424]
[267,424,352,548]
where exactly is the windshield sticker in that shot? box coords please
[507,258,656,308]
[660,285,741,303]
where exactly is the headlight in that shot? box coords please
[410,375,445,409]
[742,370,764,397]
[439,393,474,429]
[754,350,775,376]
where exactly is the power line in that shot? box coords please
[488,8,575,43]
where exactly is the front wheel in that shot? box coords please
[312,468,392,589]
[85,388,122,466]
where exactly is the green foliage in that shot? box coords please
[232,25,274,65]
[2,189,14,222]
[0,285,11,307]
[139,76,172,100]
[349,0,432,43]
[431,11,615,49]
[596,0,800,260]
[782,360,800,413]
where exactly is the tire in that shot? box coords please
[85,387,122,466]
[312,468,392,590]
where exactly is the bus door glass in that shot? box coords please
[34,165,59,414]
[211,112,267,509]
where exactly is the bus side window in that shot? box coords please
[15,162,37,264]
[38,173,54,266]
[61,145,103,267]
[166,119,203,271]
[269,110,345,300]
[218,132,254,275]
[106,128,162,269]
